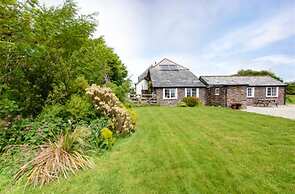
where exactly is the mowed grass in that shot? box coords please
[3,107,295,193]
[287,95,295,104]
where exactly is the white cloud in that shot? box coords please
[207,7,295,56]
[39,0,295,82]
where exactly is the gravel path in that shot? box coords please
[244,105,295,120]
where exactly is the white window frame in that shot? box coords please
[163,88,177,99]
[214,88,220,96]
[185,88,199,98]
[247,87,255,98]
[266,87,278,97]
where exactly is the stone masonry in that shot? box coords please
[246,86,285,106]
[226,86,247,108]
[154,87,207,105]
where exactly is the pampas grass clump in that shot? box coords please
[14,128,93,186]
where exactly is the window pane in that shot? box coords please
[186,88,191,97]
[267,88,272,96]
[247,87,252,97]
[192,88,196,96]
[171,89,176,98]
[165,89,170,98]
[272,87,276,96]
[215,88,220,95]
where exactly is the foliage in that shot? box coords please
[0,98,20,118]
[65,95,95,120]
[177,101,188,107]
[106,81,131,102]
[14,128,94,186]
[4,107,295,193]
[0,145,36,177]
[286,82,295,95]
[236,69,283,82]
[0,118,33,151]
[86,117,109,148]
[286,95,295,104]
[86,85,135,134]
[182,96,201,107]
[125,108,137,127]
[99,127,114,150]
[0,0,129,116]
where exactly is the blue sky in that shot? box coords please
[42,0,295,81]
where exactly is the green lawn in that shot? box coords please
[287,95,295,104]
[3,107,295,193]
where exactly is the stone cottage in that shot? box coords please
[199,76,287,108]
[135,58,287,107]
[135,58,207,105]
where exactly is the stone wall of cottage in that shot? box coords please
[154,86,285,106]
[207,87,227,106]
[226,86,247,108]
[199,88,207,105]
[246,86,285,106]
[154,87,207,105]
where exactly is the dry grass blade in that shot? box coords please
[14,128,94,187]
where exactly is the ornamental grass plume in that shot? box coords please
[14,128,93,186]
[86,84,135,134]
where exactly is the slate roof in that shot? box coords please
[138,58,205,87]
[200,76,287,86]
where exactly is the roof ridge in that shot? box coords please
[201,75,272,78]
[157,58,190,71]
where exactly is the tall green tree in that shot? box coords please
[0,0,129,116]
[286,82,295,95]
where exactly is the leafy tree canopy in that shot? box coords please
[286,82,295,95]
[0,0,129,116]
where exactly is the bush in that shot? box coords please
[177,101,188,107]
[86,85,135,134]
[0,118,33,151]
[0,98,20,118]
[99,127,114,150]
[65,95,95,120]
[182,97,202,107]
[125,108,137,128]
[106,81,131,102]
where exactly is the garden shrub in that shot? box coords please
[0,118,33,151]
[65,95,95,120]
[126,108,137,127]
[177,101,187,107]
[99,127,114,150]
[0,98,20,118]
[86,84,135,134]
[106,81,131,102]
[182,97,201,107]
[88,118,110,149]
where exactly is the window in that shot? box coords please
[185,88,199,97]
[163,88,177,99]
[247,87,255,97]
[214,88,220,95]
[266,87,278,97]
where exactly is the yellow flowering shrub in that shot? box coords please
[126,108,137,127]
[100,127,113,139]
[86,84,136,134]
